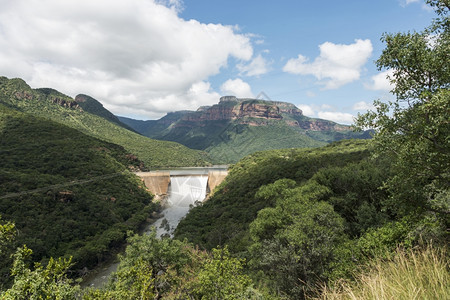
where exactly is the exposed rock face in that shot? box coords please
[182,96,303,124]
[13,89,81,109]
[14,91,34,101]
[298,119,349,132]
[50,96,80,109]
[149,95,353,134]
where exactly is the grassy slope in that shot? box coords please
[312,246,449,300]
[75,94,136,132]
[0,77,210,168]
[0,103,157,283]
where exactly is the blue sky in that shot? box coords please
[0,0,436,123]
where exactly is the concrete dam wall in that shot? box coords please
[135,170,228,198]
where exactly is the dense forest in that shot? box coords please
[0,0,449,299]
[0,103,158,288]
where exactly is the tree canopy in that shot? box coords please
[356,0,449,216]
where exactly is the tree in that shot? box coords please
[356,0,449,216]
[0,217,16,255]
[249,181,346,299]
[192,247,252,300]
[1,246,80,299]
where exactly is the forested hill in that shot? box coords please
[119,96,371,163]
[174,138,447,298]
[0,103,157,287]
[175,139,378,250]
[0,76,210,168]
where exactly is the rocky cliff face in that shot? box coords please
[297,119,350,132]
[184,96,303,125]
[176,96,348,131]
[131,95,355,137]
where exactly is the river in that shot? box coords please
[81,166,227,288]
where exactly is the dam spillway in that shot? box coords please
[135,168,228,198]
[136,167,228,237]
[151,175,209,237]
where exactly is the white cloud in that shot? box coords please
[353,101,374,111]
[283,39,373,89]
[220,79,254,98]
[306,91,316,98]
[0,0,253,119]
[296,103,357,124]
[366,70,394,91]
[400,0,419,7]
[318,111,355,125]
[237,54,270,76]
[297,104,315,116]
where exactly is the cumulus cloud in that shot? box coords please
[296,103,357,125]
[220,79,254,98]
[365,70,394,91]
[0,0,253,118]
[353,101,375,111]
[400,0,419,7]
[283,39,373,89]
[317,111,355,125]
[297,104,315,116]
[237,54,270,76]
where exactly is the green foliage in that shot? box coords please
[0,76,210,168]
[355,1,449,216]
[206,122,326,163]
[249,181,346,298]
[1,246,80,299]
[175,139,371,250]
[84,232,256,299]
[75,94,135,132]
[0,216,15,255]
[192,247,252,299]
[0,104,156,285]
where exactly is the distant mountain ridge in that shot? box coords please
[0,76,210,168]
[119,96,371,163]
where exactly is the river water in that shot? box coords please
[150,174,208,237]
[82,166,226,288]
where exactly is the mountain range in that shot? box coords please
[0,76,209,168]
[119,95,371,163]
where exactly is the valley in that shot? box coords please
[82,166,228,288]
[119,95,371,163]
[0,2,448,296]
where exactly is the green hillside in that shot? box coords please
[174,139,375,249]
[120,97,370,163]
[0,76,210,168]
[118,110,193,137]
[75,94,136,132]
[174,139,447,298]
[0,103,156,286]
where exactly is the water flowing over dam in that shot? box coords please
[135,168,228,199]
[151,175,209,237]
[136,167,228,237]
[83,167,228,288]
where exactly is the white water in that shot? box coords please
[149,175,208,237]
[82,167,225,288]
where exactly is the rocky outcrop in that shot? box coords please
[49,96,80,109]
[13,89,81,110]
[182,96,303,124]
[298,119,349,132]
